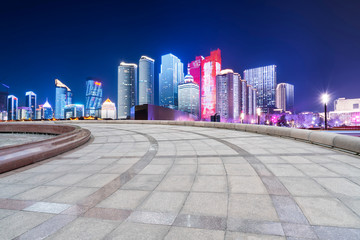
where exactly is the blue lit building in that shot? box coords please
[276,83,294,113]
[85,79,103,117]
[55,79,72,119]
[159,53,184,109]
[244,65,277,113]
[64,104,84,118]
[118,62,137,119]
[25,91,36,119]
[7,95,18,120]
[139,56,155,105]
[43,100,53,119]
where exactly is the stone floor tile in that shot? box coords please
[224,164,258,176]
[173,214,226,231]
[167,164,197,175]
[227,218,284,236]
[294,164,338,177]
[104,222,170,240]
[97,190,150,210]
[156,175,194,192]
[0,211,53,239]
[281,223,317,239]
[121,174,163,191]
[313,225,360,240]
[228,194,279,221]
[279,177,330,197]
[228,176,267,194]
[24,202,71,214]
[321,163,360,177]
[266,164,305,177]
[83,207,131,221]
[0,184,36,198]
[45,173,92,186]
[192,176,227,193]
[315,177,360,197]
[139,191,187,213]
[198,157,223,164]
[181,192,228,217]
[128,211,177,225]
[12,186,65,201]
[225,231,285,240]
[75,173,118,188]
[295,196,360,228]
[46,186,99,204]
[139,164,171,175]
[198,165,226,176]
[164,226,225,240]
[0,209,17,220]
[48,217,118,240]
[271,195,308,224]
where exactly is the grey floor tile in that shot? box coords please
[164,226,225,240]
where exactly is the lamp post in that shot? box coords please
[257,108,261,125]
[240,111,245,124]
[322,93,329,130]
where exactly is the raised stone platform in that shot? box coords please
[0,122,360,239]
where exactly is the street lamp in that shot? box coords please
[322,93,329,130]
[257,108,261,125]
[240,111,245,124]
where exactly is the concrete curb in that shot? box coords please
[65,119,360,155]
[0,123,91,173]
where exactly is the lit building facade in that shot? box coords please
[17,107,31,120]
[0,91,8,113]
[55,79,72,119]
[239,79,248,118]
[244,65,276,113]
[247,85,257,117]
[64,104,84,118]
[139,56,155,105]
[201,49,221,120]
[101,98,117,119]
[7,95,18,120]
[215,69,239,122]
[159,53,184,109]
[178,74,200,118]
[276,83,294,113]
[85,79,103,117]
[329,98,360,126]
[43,100,53,119]
[25,91,36,119]
[118,62,137,119]
[189,56,204,86]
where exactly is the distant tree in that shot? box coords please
[277,114,288,127]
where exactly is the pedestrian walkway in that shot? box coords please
[1,123,360,239]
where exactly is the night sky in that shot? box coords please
[1,0,359,112]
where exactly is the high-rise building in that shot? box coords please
[139,56,155,105]
[17,107,32,120]
[43,100,53,119]
[239,79,248,117]
[215,69,240,122]
[55,79,72,119]
[64,104,84,118]
[118,62,137,119]
[7,95,18,120]
[101,98,117,119]
[276,83,294,113]
[189,56,204,86]
[201,49,221,120]
[178,73,200,118]
[159,53,184,109]
[244,65,276,113]
[247,85,257,117]
[25,91,36,119]
[85,79,103,117]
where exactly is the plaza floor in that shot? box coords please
[1,123,360,239]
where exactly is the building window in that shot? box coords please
[353,104,359,109]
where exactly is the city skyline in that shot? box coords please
[1,0,359,113]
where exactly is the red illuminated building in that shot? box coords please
[201,49,221,120]
[189,56,204,86]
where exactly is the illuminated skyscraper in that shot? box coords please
[85,79,103,117]
[118,62,137,119]
[189,56,204,86]
[25,91,36,119]
[159,53,184,109]
[216,69,239,122]
[17,107,31,120]
[201,49,221,120]
[43,100,53,119]
[7,95,18,120]
[178,73,200,118]
[139,56,155,105]
[276,83,294,113]
[239,79,248,117]
[101,98,117,119]
[247,85,257,117]
[55,79,72,119]
[244,65,276,113]
[64,104,84,118]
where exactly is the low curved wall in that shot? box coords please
[0,123,91,173]
[66,120,360,155]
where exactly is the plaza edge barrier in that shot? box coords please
[0,123,91,173]
[60,120,360,155]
